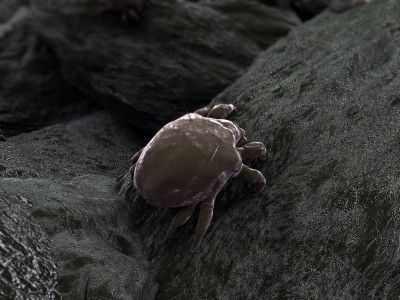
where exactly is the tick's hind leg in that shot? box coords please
[165,203,197,240]
[237,141,267,160]
[239,164,266,193]
[191,197,215,252]
[194,104,236,119]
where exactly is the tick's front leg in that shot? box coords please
[194,104,236,119]
[237,141,267,160]
[207,104,236,119]
[238,164,266,193]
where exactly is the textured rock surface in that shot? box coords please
[0,112,155,298]
[2,0,394,298]
[0,193,59,299]
[0,112,142,179]
[15,0,298,136]
[120,0,400,298]
[197,0,300,48]
[263,0,367,18]
[0,1,301,298]
[0,0,299,137]
[0,3,92,137]
[0,175,155,299]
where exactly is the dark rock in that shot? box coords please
[120,0,400,298]
[0,129,5,141]
[0,112,155,298]
[293,0,330,15]
[260,0,294,10]
[0,8,92,136]
[0,1,301,298]
[293,0,368,17]
[0,1,29,23]
[21,0,299,135]
[0,192,59,299]
[0,175,156,299]
[0,112,141,179]
[195,0,301,48]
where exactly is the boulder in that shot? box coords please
[0,5,91,137]
[0,112,156,298]
[12,0,299,136]
[196,0,301,48]
[0,112,141,179]
[0,175,156,299]
[120,0,400,298]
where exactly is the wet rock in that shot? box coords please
[120,0,400,298]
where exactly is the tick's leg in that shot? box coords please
[194,106,212,116]
[194,104,236,118]
[238,164,266,193]
[237,141,267,160]
[236,127,247,147]
[165,203,197,240]
[191,197,215,252]
[131,148,143,164]
[207,104,236,119]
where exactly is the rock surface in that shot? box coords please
[0,193,59,299]
[293,0,366,16]
[263,0,368,19]
[0,175,155,299]
[2,0,395,298]
[0,112,156,299]
[0,0,301,298]
[0,2,93,137]
[2,0,298,136]
[120,0,400,298]
[0,112,142,179]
